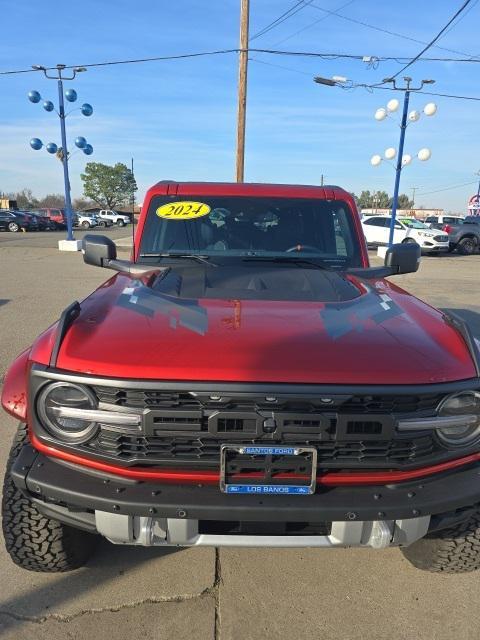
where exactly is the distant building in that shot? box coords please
[0,198,17,210]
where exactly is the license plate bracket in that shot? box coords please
[220,445,317,495]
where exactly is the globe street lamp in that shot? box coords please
[370,77,436,247]
[28,64,93,247]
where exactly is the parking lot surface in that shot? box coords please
[1,234,480,639]
[0,224,131,249]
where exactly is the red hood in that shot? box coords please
[34,272,475,385]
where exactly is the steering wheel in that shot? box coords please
[286,244,322,253]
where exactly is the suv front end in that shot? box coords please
[3,181,480,573]
[8,344,480,554]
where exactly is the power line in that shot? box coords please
[4,47,480,77]
[307,2,479,60]
[0,49,241,75]
[415,180,478,196]
[271,0,356,46]
[250,1,314,42]
[250,1,304,41]
[363,84,480,101]
[250,55,480,101]
[250,56,311,76]
[436,0,479,45]
[384,0,474,82]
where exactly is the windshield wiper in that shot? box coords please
[140,253,218,267]
[241,256,341,270]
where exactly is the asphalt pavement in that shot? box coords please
[1,232,480,639]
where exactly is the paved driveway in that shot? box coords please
[1,238,479,639]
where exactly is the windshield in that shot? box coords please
[399,218,429,229]
[139,195,362,268]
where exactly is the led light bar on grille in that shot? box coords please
[51,406,141,426]
[397,415,477,431]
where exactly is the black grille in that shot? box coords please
[94,386,443,415]
[94,387,200,410]
[339,394,443,415]
[83,385,448,470]
[88,432,435,469]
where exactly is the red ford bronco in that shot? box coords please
[2,181,480,573]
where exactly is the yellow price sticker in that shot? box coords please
[156,201,211,221]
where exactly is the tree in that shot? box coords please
[357,190,390,209]
[73,196,96,211]
[374,191,390,208]
[81,162,137,209]
[391,193,414,210]
[357,190,373,209]
[37,194,65,208]
[12,188,39,209]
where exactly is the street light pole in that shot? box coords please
[370,76,436,247]
[388,87,410,246]
[56,69,74,241]
[29,64,93,248]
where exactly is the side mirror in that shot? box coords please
[82,234,117,267]
[82,233,169,278]
[384,242,421,275]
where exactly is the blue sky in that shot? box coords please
[1,0,479,211]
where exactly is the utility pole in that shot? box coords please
[411,186,417,209]
[235,0,249,182]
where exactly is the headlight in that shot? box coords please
[436,391,480,447]
[37,382,98,443]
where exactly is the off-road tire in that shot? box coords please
[401,511,480,573]
[2,424,99,572]
[457,236,477,255]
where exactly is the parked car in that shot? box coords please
[424,214,465,230]
[95,216,114,228]
[33,208,67,230]
[464,215,480,225]
[361,215,449,253]
[26,211,56,231]
[98,209,131,227]
[81,211,114,228]
[445,218,480,255]
[74,212,99,229]
[3,181,480,575]
[0,209,39,232]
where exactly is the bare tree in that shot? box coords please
[13,188,39,209]
[37,194,65,208]
[73,196,96,211]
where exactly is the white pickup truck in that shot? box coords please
[97,209,131,227]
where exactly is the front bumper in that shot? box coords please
[11,443,480,548]
[419,241,449,252]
